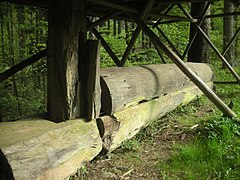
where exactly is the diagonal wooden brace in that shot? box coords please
[134,16,237,118]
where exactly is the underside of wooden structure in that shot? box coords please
[0,0,240,179]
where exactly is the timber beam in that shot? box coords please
[0,49,47,82]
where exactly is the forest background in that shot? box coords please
[0,1,239,121]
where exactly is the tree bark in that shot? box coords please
[188,2,210,63]
[117,20,122,36]
[101,63,213,114]
[125,21,129,44]
[113,19,117,36]
[223,0,235,67]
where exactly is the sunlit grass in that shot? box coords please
[156,65,240,179]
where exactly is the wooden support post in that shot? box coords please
[134,16,237,118]
[48,0,82,121]
[86,40,101,120]
[196,25,240,82]
[78,1,88,118]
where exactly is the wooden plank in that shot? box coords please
[134,16,237,117]
[120,26,141,66]
[100,63,213,114]
[86,40,101,120]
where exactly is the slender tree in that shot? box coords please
[188,2,210,63]
[125,21,129,44]
[223,0,235,67]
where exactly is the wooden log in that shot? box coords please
[0,119,102,180]
[98,82,213,152]
[96,116,120,154]
[100,62,213,115]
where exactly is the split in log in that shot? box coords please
[98,82,213,153]
[100,62,213,115]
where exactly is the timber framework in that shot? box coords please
[1,0,240,179]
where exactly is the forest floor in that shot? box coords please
[71,98,217,180]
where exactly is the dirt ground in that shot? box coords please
[70,103,213,180]
[71,121,196,179]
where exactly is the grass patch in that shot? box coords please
[157,117,240,179]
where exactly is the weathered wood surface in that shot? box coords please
[99,82,213,152]
[86,40,101,120]
[0,119,102,180]
[48,0,82,121]
[100,62,213,114]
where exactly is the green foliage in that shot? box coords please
[121,139,141,151]
[0,2,47,121]
[157,117,240,179]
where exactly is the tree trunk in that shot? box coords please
[6,4,22,117]
[125,21,129,44]
[188,2,210,63]
[0,4,5,63]
[142,31,145,48]
[101,63,213,114]
[113,19,117,36]
[223,0,235,67]
[117,20,122,36]
[107,20,110,35]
